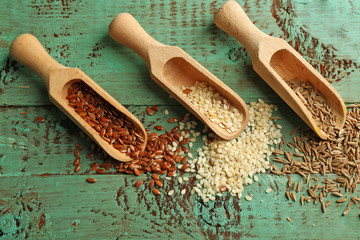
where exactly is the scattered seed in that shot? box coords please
[265,188,272,194]
[308,189,316,198]
[146,106,153,115]
[96,169,105,174]
[325,201,332,208]
[286,217,292,222]
[155,180,163,187]
[286,191,290,200]
[74,165,80,173]
[86,177,96,183]
[343,206,351,216]
[336,198,347,203]
[331,192,343,197]
[168,118,177,123]
[73,158,80,166]
[134,181,143,187]
[245,196,252,201]
[35,117,45,123]
[321,202,326,213]
[220,186,227,192]
[290,127,299,135]
[151,105,159,112]
[181,163,190,171]
[168,190,174,196]
[155,125,164,131]
[152,188,161,196]
[75,143,83,150]
[288,177,292,188]
[149,180,154,188]
[181,189,186,195]
[74,148,80,158]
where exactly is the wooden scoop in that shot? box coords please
[214,0,346,139]
[10,34,147,162]
[109,13,249,140]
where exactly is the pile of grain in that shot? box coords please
[272,104,360,215]
[286,79,336,134]
[189,100,282,202]
[72,106,195,196]
[182,81,243,133]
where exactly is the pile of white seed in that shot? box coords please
[188,100,282,202]
[182,81,243,133]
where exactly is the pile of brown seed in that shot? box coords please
[286,80,337,134]
[67,81,145,158]
[272,105,360,215]
[73,109,193,196]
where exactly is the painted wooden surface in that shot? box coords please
[0,0,359,239]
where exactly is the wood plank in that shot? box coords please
[1,105,359,239]
[1,0,360,238]
[1,174,359,239]
[0,0,359,106]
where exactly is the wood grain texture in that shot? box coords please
[1,106,360,239]
[0,0,359,106]
[1,0,360,239]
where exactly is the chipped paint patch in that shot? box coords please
[0,58,20,96]
[0,187,52,239]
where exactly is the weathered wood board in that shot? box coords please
[1,0,360,239]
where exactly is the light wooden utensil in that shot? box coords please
[214,0,346,140]
[109,13,249,140]
[10,34,147,162]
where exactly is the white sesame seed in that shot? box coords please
[178,177,183,184]
[265,188,273,194]
[188,100,282,201]
[165,109,169,115]
[181,189,186,195]
[245,196,252,201]
[168,190,175,196]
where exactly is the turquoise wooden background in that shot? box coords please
[0,0,359,239]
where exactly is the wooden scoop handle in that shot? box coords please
[10,34,66,89]
[109,13,164,66]
[214,0,267,58]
